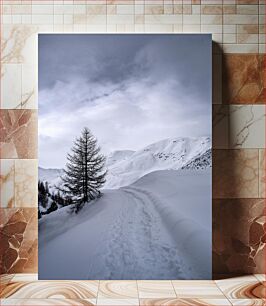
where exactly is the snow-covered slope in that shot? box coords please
[105,137,211,188]
[39,137,211,190]
[106,150,135,168]
[182,148,211,170]
[39,169,211,280]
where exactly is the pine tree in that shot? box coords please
[60,127,107,213]
[38,180,49,209]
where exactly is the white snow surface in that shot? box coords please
[39,169,211,280]
[105,136,211,188]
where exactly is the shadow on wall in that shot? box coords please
[212,41,266,279]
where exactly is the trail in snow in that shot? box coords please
[103,187,188,280]
[39,170,211,280]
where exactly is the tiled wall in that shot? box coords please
[0,0,265,277]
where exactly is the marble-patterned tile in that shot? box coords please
[139,298,232,305]
[1,64,22,109]
[213,149,259,198]
[15,159,37,207]
[215,277,265,299]
[0,159,15,208]
[0,299,96,305]
[223,54,264,104]
[229,105,265,149]
[0,208,37,274]
[229,299,266,305]
[0,110,37,159]
[213,105,229,149]
[1,25,38,65]
[96,299,139,305]
[213,199,266,276]
[0,274,14,295]
[1,281,99,299]
[172,281,225,298]
[258,149,265,198]
[137,281,176,299]
[98,281,138,299]
[1,25,37,109]
[21,63,37,109]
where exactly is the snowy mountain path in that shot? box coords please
[103,186,186,279]
[39,169,211,280]
[39,184,187,280]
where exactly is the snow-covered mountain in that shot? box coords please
[38,167,64,191]
[105,136,211,188]
[39,136,211,189]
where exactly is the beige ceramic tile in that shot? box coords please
[183,14,200,24]
[0,110,38,159]
[22,63,37,109]
[96,299,139,305]
[144,24,174,32]
[87,5,106,15]
[183,24,201,32]
[215,276,264,299]
[139,298,232,305]
[144,14,182,25]
[223,44,258,53]
[1,25,37,64]
[0,299,96,305]
[213,149,259,198]
[259,149,265,198]
[137,281,176,299]
[107,14,133,25]
[1,64,22,109]
[201,15,223,25]
[223,4,236,15]
[229,299,266,305]
[0,159,15,208]
[15,159,38,207]
[144,5,164,15]
[223,25,237,34]
[98,281,138,299]
[229,105,265,149]
[223,15,258,25]
[223,33,236,43]
[201,5,223,15]
[237,33,259,44]
[32,4,54,15]
[172,281,225,299]
[236,4,259,15]
[1,281,99,299]
[237,25,259,34]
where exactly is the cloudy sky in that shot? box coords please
[39,34,211,168]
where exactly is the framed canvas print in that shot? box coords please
[38,34,212,280]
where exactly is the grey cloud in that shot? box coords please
[39,34,212,168]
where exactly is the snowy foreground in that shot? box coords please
[39,169,211,280]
